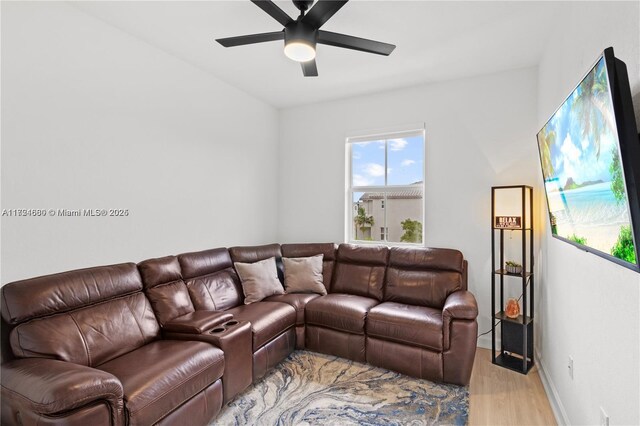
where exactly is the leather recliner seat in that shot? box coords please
[0,264,225,426]
[365,246,478,384]
[305,244,387,362]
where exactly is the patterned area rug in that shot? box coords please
[214,351,468,425]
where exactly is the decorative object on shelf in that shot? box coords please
[505,261,522,274]
[494,216,522,229]
[491,185,534,375]
[505,298,520,319]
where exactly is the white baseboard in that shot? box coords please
[535,350,571,426]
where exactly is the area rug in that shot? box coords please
[213,350,468,425]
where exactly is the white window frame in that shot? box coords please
[345,125,426,246]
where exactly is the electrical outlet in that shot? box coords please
[600,407,609,426]
[568,356,574,379]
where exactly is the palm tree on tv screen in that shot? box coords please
[538,128,556,180]
[572,59,615,159]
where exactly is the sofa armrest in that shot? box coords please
[162,311,234,334]
[442,291,478,351]
[1,358,124,423]
[443,290,478,321]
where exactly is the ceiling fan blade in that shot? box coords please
[301,59,318,77]
[301,0,348,29]
[251,0,294,27]
[216,31,284,47]
[317,30,395,56]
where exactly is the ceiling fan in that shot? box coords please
[216,0,396,77]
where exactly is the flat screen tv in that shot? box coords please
[537,47,640,272]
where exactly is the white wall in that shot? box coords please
[536,2,640,425]
[278,67,540,346]
[1,2,279,283]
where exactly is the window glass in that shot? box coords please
[352,191,384,242]
[347,130,425,245]
[351,140,385,187]
[387,135,424,186]
[385,192,424,244]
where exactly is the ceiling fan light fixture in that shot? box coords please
[283,22,317,62]
[216,0,396,76]
[284,40,316,62]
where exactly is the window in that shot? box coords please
[380,227,388,240]
[347,128,425,245]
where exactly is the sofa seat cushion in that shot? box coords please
[264,293,321,325]
[226,302,296,350]
[98,340,224,426]
[305,294,379,334]
[367,302,443,351]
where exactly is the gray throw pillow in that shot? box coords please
[283,255,327,295]
[234,257,285,304]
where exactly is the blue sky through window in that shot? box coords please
[352,140,385,187]
[388,136,424,185]
[351,135,424,188]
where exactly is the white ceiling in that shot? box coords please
[71,1,566,109]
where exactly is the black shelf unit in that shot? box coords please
[491,185,534,374]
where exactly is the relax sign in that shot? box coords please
[494,216,522,229]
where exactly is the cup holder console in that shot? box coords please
[209,319,240,334]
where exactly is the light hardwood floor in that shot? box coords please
[469,348,556,426]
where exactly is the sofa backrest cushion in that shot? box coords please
[229,244,284,284]
[281,243,337,293]
[2,264,160,366]
[10,293,159,367]
[138,256,195,325]
[331,244,389,301]
[1,263,142,324]
[178,248,243,311]
[386,247,465,309]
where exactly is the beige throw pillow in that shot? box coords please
[283,255,327,295]
[234,257,285,304]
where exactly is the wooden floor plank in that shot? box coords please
[469,348,556,425]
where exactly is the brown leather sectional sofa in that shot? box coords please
[0,243,478,426]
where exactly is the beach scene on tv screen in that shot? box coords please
[538,56,636,264]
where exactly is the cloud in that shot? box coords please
[363,163,385,177]
[401,159,415,167]
[561,134,581,163]
[353,174,373,186]
[580,137,589,150]
[560,134,580,179]
[389,138,408,151]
